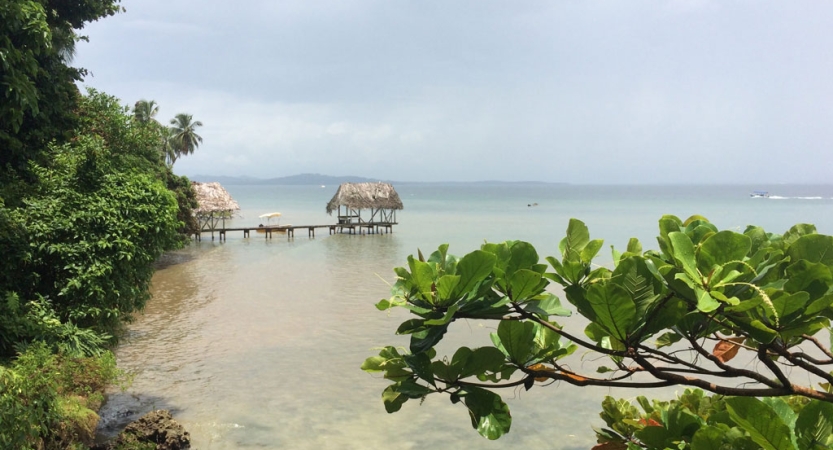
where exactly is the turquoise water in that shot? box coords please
[97,184,833,449]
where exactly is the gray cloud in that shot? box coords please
[75,1,833,183]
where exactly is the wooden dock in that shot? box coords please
[193,222,396,241]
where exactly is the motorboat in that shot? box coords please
[257,212,289,232]
[750,191,769,198]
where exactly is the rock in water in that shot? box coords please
[96,410,190,450]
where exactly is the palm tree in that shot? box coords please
[52,27,77,64]
[162,126,177,167]
[133,99,159,124]
[168,113,203,165]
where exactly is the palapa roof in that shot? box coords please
[191,181,240,215]
[326,182,403,214]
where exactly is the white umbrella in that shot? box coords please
[258,212,281,225]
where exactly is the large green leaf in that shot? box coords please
[655,331,683,348]
[404,352,435,386]
[444,346,507,381]
[560,258,588,285]
[691,425,729,450]
[427,244,457,274]
[382,385,408,413]
[639,297,688,341]
[787,234,833,268]
[804,293,833,317]
[407,256,436,303]
[669,231,701,282]
[611,256,660,318]
[531,322,572,361]
[563,284,596,321]
[561,218,590,255]
[761,397,797,433]
[745,225,769,255]
[581,239,604,264]
[785,260,832,299]
[495,320,536,365]
[683,214,711,227]
[770,291,810,325]
[434,274,461,304]
[688,224,718,246]
[657,215,683,259]
[393,378,433,398]
[663,401,704,440]
[424,305,458,326]
[779,316,829,343]
[694,286,720,313]
[506,241,540,275]
[362,346,412,381]
[454,250,496,298]
[795,400,833,450]
[522,293,572,318]
[381,379,433,414]
[396,318,426,335]
[618,237,639,256]
[732,317,778,343]
[462,387,512,440]
[508,269,543,301]
[409,324,448,354]
[784,224,818,246]
[697,230,752,274]
[725,397,796,450]
[585,283,637,341]
[659,215,683,238]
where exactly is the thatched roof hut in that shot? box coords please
[192,181,240,230]
[326,182,403,224]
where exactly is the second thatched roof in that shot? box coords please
[326,182,403,214]
[192,181,240,215]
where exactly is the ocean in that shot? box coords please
[96,183,833,449]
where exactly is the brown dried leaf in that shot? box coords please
[638,418,663,427]
[713,337,746,363]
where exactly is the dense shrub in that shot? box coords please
[596,389,833,449]
[0,344,123,449]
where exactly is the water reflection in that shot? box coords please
[97,244,227,437]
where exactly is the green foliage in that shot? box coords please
[0,0,122,173]
[167,113,203,165]
[78,91,200,237]
[0,89,183,357]
[596,389,833,449]
[0,343,125,449]
[364,216,833,440]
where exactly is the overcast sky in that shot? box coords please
[74,1,833,183]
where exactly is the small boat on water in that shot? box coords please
[257,212,289,232]
[750,191,770,198]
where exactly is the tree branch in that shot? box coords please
[800,333,833,362]
[631,353,833,402]
[512,302,624,357]
[757,343,792,390]
[685,333,782,388]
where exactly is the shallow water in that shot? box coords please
[97,183,833,448]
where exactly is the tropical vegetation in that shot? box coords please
[168,113,203,166]
[132,100,204,167]
[364,216,833,447]
[1,1,203,447]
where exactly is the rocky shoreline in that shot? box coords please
[92,410,190,450]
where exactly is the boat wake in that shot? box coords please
[766,196,826,200]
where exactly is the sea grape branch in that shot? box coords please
[363,215,833,440]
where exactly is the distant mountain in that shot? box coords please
[189,173,562,185]
[189,173,386,185]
